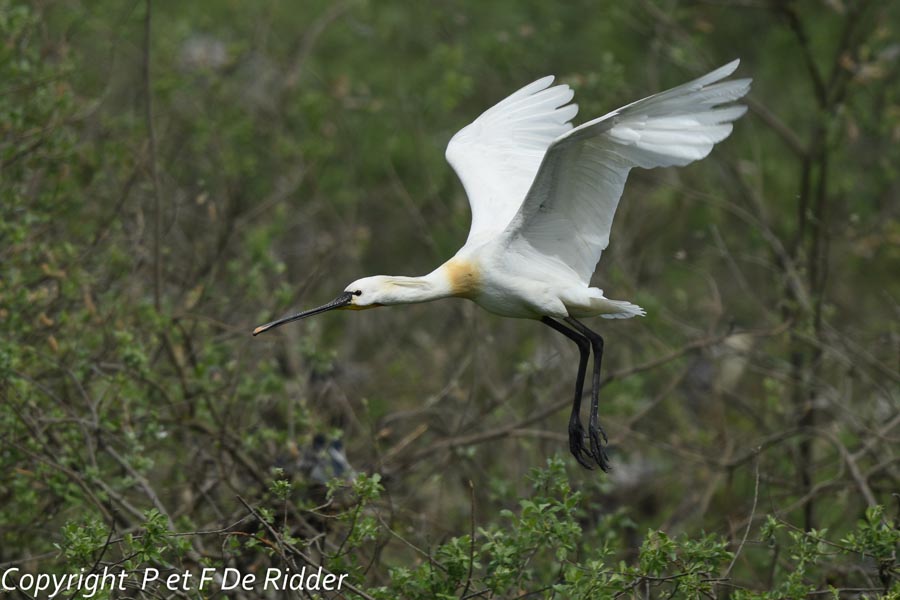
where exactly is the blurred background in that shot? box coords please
[2,0,899,597]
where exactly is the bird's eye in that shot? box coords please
[354,290,362,296]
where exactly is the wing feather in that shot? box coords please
[504,60,751,283]
[446,76,578,245]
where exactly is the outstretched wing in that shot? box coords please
[504,60,751,283]
[446,76,578,245]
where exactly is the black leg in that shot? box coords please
[541,317,593,469]
[565,318,611,472]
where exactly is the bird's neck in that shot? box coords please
[375,273,449,305]
[381,259,480,305]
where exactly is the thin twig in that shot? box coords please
[780,5,827,105]
[143,0,163,310]
[744,96,806,158]
[725,451,760,578]
[104,445,175,529]
[461,480,476,599]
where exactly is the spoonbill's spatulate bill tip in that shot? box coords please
[254,60,751,471]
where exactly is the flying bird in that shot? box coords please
[254,60,751,471]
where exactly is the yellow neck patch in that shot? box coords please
[444,259,481,298]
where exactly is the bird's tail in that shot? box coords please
[565,288,647,319]
[599,299,646,319]
[586,288,647,319]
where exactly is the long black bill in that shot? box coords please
[252,291,354,336]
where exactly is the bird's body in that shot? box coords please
[255,59,751,471]
[377,248,641,321]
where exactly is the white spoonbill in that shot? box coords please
[254,60,751,471]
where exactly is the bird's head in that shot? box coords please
[341,275,394,309]
[252,275,425,336]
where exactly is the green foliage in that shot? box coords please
[842,506,900,566]
[269,467,293,500]
[56,518,109,565]
[124,509,172,564]
[19,453,900,599]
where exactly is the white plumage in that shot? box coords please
[255,60,751,470]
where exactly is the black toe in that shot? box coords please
[588,423,611,472]
[568,422,593,470]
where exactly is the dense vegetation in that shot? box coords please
[2,0,898,598]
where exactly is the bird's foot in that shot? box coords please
[588,422,611,472]
[567,421,594,470]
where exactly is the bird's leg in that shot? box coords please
[565,318,610,472]
[541,317,593,469]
